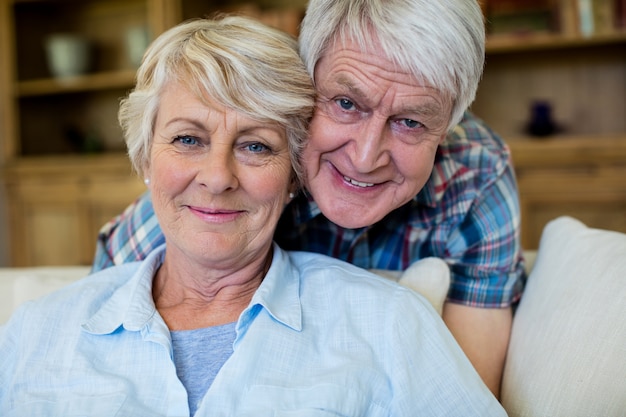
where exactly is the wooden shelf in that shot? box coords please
[508,134,626,168]
[2,152,132,177]
[16,69,136,97]
[486,30,626,53]
[477,3,626,248]
[0,0,312,266]
[507,133,626,249]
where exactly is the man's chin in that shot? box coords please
[321,203,387,229]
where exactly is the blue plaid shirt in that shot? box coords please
[93,112,525,308]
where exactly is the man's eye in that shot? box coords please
[336,98,356,111]
[402,119,422,129]
[174,135,198,145]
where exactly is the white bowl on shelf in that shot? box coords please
[44,34,91,79]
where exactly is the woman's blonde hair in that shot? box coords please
[119,16,316,184]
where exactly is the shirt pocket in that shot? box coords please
[237,383,387,417]
[5,393,127,417]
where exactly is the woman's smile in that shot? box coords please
[187,205,245,223]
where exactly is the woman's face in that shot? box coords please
[146,82,293,269]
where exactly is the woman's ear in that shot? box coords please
[286,186,297,202]
[141,164,151,188]
[286,176,300,202]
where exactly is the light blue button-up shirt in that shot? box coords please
[1,244,505,416]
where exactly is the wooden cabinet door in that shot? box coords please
[517,166,626,249]
[5,158,146,266]
[7,177,83,266]
[82,175,146,265]
[23,202,83,266]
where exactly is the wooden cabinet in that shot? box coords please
[1,0,624,262]
[4,155,146,266]
[0,0,163,266]
[0,0,305,162]
[1,0,159,158]
[0,0,306,266]
[472,3,626,249]
[509,136,626,249]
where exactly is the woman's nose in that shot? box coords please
[196,147,239,194]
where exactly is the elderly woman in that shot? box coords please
[0,17,505,416]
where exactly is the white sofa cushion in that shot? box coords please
[0,266,90,324]
[501,216,626,416]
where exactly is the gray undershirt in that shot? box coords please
[171,322,237,416]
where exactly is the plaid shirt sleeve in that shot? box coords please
[92,191,164,272]
[443,159,525,307]
[440,114,526,307]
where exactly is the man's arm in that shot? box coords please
[442,302,512,399]
[436,114,524,398]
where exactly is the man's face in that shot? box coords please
[302,38,453,228]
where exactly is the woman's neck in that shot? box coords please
[152,248,272,330]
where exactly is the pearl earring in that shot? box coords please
[289,192,295,199]
[144,178,150,185]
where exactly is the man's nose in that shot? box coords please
[350,116,391,173]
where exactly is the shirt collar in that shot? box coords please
[237,243,302,334]
[82,245,166,335]
[83,243,303,337]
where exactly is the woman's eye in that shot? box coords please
[174,135,198,146]
[336,98,356,111]
[245,142,269,153]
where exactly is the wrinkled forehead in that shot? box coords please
[321,28,435,89]
[320,34,446,97]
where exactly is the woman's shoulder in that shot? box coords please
[288,250,423,303]
[283,250,443,339]
[6,262,141,330]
